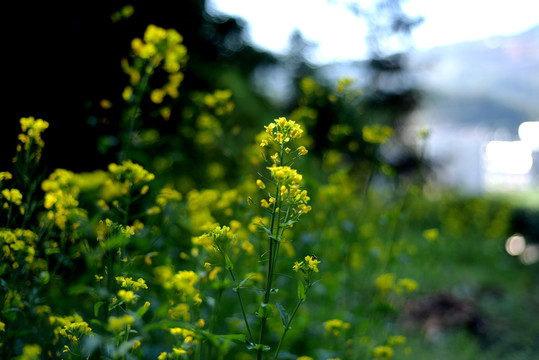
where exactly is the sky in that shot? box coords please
[207,0,539,64]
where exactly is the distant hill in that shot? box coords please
[409,24,539,135]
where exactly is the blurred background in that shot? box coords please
[3,0,538,194]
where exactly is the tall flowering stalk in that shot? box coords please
[255,117,313,359]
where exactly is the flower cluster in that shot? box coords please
[0,228,37,268]
[17,117,49,153]
[261,117,304,148]
[122,24,187,106]
[50,313,92,347]
[362,124,393,144]
[374,273,418,295]
[323,318,351,337]
[107,160,155,188]
[42,169,88,232]
[293,255,321,275]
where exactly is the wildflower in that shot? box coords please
[297,356,314,360]
[373,345,394,359]
[172,347,187,355]
[396,278,418,293]
[423,228,439,242]
[256,179,266,189]
[108,314,135,332]
[1,188,23,207]
[375,273,395,293]
[324,319,350,337]
[20,344,41,360]
[362,124,393,144]
[0,320,5,332]
[297,146,308,155]
[304,255,320,272]
[0,172,12,181]
[387,335,406,346]
[117,289,137,303]
[158,352,168,360]
[132,340,141,349]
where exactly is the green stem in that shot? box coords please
[258,182,282,359]
[227,268,255,343]
[121,62,155,161]
[273,298,304,360]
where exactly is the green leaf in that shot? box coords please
[246,342,271,352]
[45,247,60,255]
[276,302,289,328]
[94,301,104,317]
[279,220,297,228]
[256,302,272,319]
[136,303,150,318]
[89,319,110,332]
[238,275,253,288]
[224,254,234,271]
[297,281,306,302]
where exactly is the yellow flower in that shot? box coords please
[157,352,168,360]
[397,278,418,293]
[172,347,187,355]
[387,335,406,346]
[117,289,136,303]
[423,228,439,242]
[0,172,12,181]
[108,314,135,332]
[0,320,5,332]
[1,188,22,206]
[373,345,394,359]
[375,273,395,293]
[20,344,41,360]
[304,255,320,272]
[256,179,266,189]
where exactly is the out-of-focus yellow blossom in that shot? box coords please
[169,303,191,321]
[108,314,135,332]
[108,160,155,186]
[172,347,187,356]
[375,273,395,293]
[423,228,439,242]
[19,344,41,360]
[1,229,38,267]
[0,172,13,181]
[300,76,320,97]
[373,345,394,359]
[387,335,406,346]
[116,276,148,291]
[323,319,350,337]
[296,356,314,360]
[117,289,136,303]
[256,179,266,189]
[396,278,418,293]
[362,124,393,144]
[18,117,49,149]
[1,188,22,208]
